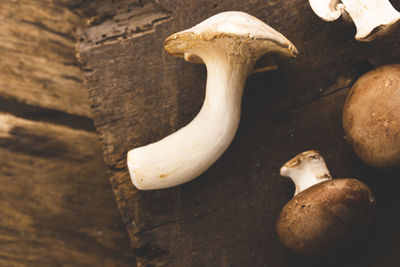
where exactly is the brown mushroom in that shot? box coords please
[276,150,375,257]
[343,64,400,170]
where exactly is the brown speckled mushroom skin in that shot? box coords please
[343,65,400,170]
[276,178,375,257]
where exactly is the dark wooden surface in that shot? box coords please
[0,113,136,266]
[0,0,92,118]
[0,1,136,265]
[78,0,400,266]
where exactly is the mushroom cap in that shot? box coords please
[276,178,375,257]
[164,11,298,66]
[343,65,400,170]
[280,150,327,174]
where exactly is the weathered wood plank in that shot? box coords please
[0,0,91,118]
[77,0,400,266]
[0,113,135,266]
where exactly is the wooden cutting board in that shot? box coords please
[77,0,400,266]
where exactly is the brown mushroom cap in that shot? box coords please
[343,64,400,170]
[276,178,375,257]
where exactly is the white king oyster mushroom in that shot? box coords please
[127,11,297,190]
[309,0,400,41]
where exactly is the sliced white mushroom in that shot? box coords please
[309,0,400,41]
[127,11,297,190]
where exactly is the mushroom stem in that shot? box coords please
[342,0,400,41]
[309,0,400,41]
[280,150,332,196]
[127,47,254,190]
[309,0,344,21]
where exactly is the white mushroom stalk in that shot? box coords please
[309,0,400,41]
[280,150,332,196]
[127,11,297,190]
[309,0,344,22]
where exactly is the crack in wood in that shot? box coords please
[133,209,216,237]
[19,19,77,42]
[78,0,172,47]
[278,84,353,114]
[0,98,95,132]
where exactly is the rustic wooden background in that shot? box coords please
[0,0,136,265]
[76,0,400,266]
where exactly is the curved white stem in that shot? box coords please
[309,0,344,21]
[280,150,332,196]
[128,48,253,190]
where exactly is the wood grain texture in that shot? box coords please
[77,0,400,266]
[0,113,135,266]
[0,0,91,118]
